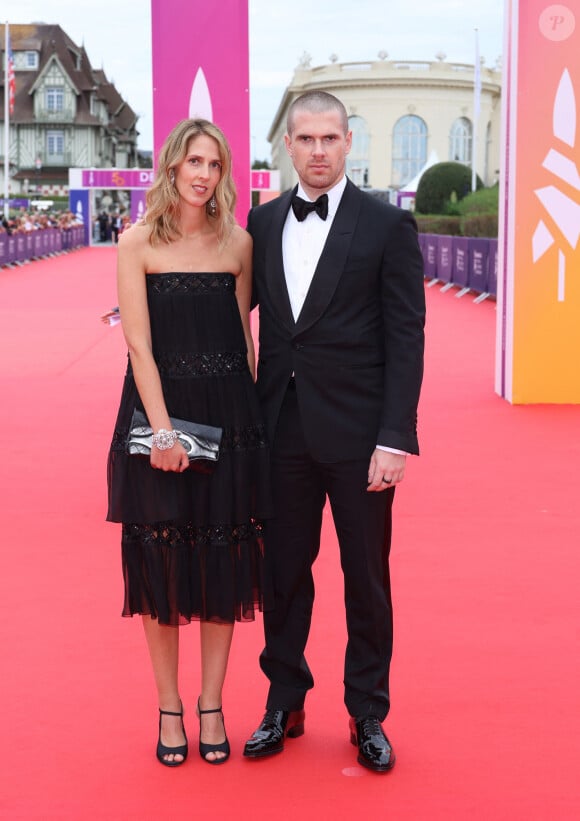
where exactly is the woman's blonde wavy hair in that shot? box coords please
[144,119,237,246]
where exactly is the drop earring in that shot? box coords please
[208,196,217,216]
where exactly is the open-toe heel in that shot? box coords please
[197,698,230,765]
[157,705,188,767]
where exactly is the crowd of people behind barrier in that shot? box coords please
[0,207,86,265]
[1,207,82,235]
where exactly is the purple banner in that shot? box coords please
[0,234,6,265]
[16,235,26,263]
[469,239,490,294]
[420,233,499,297]
[437,235,454,284]
[81,169,155,189]
[131,190,147,224]
[69,190,91,246]
[423,234,439,279]
[453,237,470,287]
[0,198,29,209]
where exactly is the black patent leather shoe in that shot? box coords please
[349,716,395,772]
[243,709,305,758]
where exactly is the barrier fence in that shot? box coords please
[2,229,497,304]
[419,234,498,302]
[0,227,86,268]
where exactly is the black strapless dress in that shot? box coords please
[107,273,271,625]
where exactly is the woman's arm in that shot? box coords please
[117,227,188,472]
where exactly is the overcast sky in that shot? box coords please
[12,0,505,159]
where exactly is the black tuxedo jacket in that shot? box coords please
[247,180,425,462]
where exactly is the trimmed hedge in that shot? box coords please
[414,181,498,237]
[415,162,483,214]
[414,213,497,238]
[414,215,462,236]
[461,213,498,238]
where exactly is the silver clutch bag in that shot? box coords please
[126,409,222,472]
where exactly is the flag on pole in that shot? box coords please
[4,22,15,210]
[6,26,15,115]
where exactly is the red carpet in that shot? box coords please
[1,247,578,819]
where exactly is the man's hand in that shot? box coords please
[367,449,406,492]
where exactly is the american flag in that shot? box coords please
[7,27,15,115]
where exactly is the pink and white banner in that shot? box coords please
[150,0,250,223]
[496,0,580,403]
[81,170,155,189]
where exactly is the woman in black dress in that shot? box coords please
[107,119,270,767]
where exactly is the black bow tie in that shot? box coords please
[291,193,329,222]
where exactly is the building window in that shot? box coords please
[346,115,370,187]
[47,130,65,159]
[449,117,472,164]
[11,50,39,70]
[392,115,427,188]
[46,87,64,112]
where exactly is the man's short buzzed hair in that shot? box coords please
[286,91,349,136]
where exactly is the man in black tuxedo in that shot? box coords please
[243,91,425,772]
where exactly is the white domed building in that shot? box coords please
[267,52,502,194]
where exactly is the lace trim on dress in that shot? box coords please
[222,424,268,451]
[155,351,248,378]
[122,519,264,547]
[147,273,235,294]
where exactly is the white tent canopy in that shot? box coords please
[399,150,440,194]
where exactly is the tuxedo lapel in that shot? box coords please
[263,187,295,333]
[294,180,360,335]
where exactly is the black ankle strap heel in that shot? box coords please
[197,697,230,765]
[157,705,188,767]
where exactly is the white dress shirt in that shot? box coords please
[282,176,347,321]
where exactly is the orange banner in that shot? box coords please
[497,1,580,403]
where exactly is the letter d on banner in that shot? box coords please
[497,0,580,403]
[150,0,250,223]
